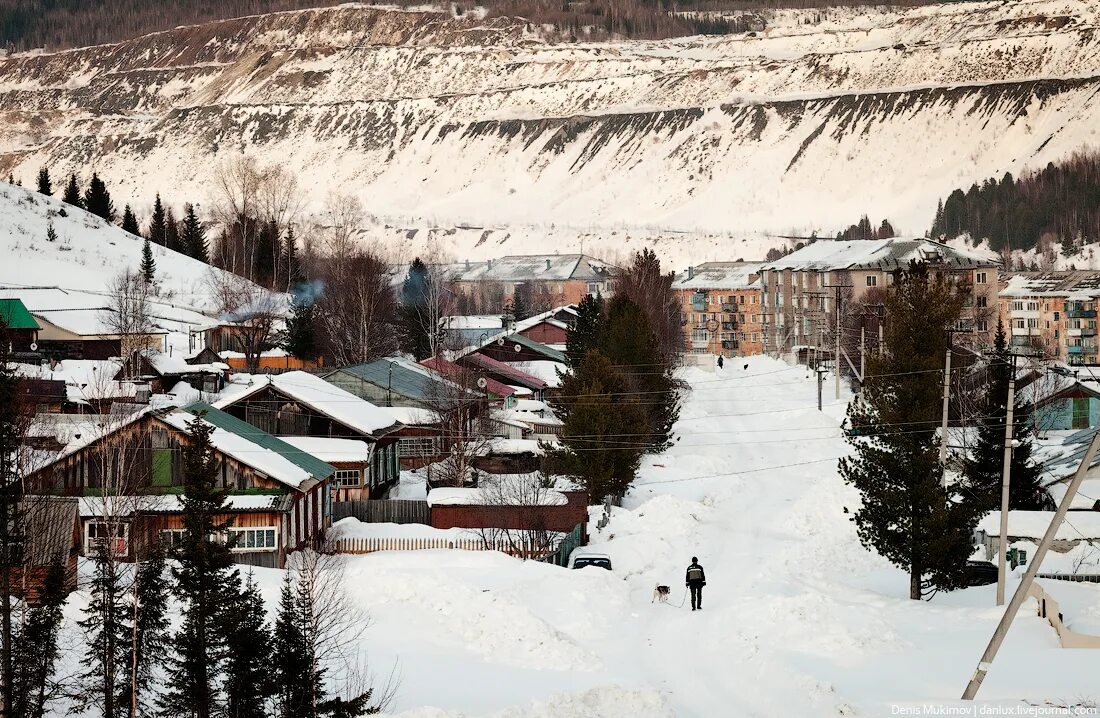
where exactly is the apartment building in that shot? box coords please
[450,254,618,312]
[760,239,1000,357]
[672,262,764,356]
[1000,272,1100,365]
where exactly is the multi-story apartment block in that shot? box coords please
[672,262,764,357]
[1000,272,1100,364]
[450,254,618,312]
[760,239,1000,357]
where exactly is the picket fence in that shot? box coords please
[332,536,549,560]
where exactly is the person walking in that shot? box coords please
[686,557,706,611]
[717,355,724,369]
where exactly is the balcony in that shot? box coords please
[721,303,736,312]
[721,340,738,350]
[721,321,737,331]
[1067,328,1097,337]
[1067,345,1097,354]
[1067,309,1097,319]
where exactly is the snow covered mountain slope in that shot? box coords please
[0,182,267,350]
[1,1,1099,264]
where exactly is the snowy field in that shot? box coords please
[62,357,1100,716]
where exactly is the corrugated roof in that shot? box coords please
[1001,271,1100,299]
[451,255,617,283]
[508,334,567,363]
[332,358,474,403]
[419,356,516,398]
[0,299,39,330]
[672,262,763,290]
[461,352,549,390]
[761,239,999,272]
[184,403,337,483]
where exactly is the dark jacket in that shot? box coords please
[685,562,706,586]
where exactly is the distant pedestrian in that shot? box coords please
[686,556,706,611]
[717,355,724,369]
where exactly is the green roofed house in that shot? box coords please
[0,298,41,354]
[24,402,337,569]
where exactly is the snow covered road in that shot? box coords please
[247,357,1100,716]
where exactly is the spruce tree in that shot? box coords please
[165,206,183,255]
[62,173,82,208]
[566,292,604,369]
[11,557,66,718]
[399,258,437,360]
[160,413,238,718]
[511,284,531,321]
[181,204,208,263]
[140,237,156,284]
[121,204,140,236]
[148,194,167,247]
[964,320,1048,510]
[83,173,116,222]
[224,573,274,718]
[119,546,170,718]
[285,296,317,361]
[76,542,128,718]
[35,167,52,196]
[273,572,311,718]
[283,226,303,290]
[546,350,650,502]
[46,223,57,243]
[839,262,982,599]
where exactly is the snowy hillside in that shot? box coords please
[0,182,270,351]
[1,0,1099,264]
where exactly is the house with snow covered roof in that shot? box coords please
[25,403,337,568]
[117,348,229,395]
[0,298,41,358]
[450,255,617,312]
[999,271,1100,365]
[213,370,403,495]
[759,239,1000,357]
[672,262,764,357]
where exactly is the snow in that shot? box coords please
[330,518,476,541]
[977,511,1100,541]
[78,493,286,517]
[672,261,762,290]
[505,360,563,388]
[276,436,373,463]
[760,237,995,272]
[427,487,568,507]
[383,406,440,426]
[213,371,400,437]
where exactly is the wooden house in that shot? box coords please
[457,352,549,400]
[0,298,41,358]
[214,371,403,497]
[25,403,337,569]
[12,497,80,604]
[277,436,375,502]
[117,349,228,395]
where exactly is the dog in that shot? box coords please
[652,584,671,603]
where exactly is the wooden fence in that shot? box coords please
[332,535,547,559]
[333,500,430,525]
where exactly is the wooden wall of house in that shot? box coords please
[519,323,568,345]
[225,386,365,438]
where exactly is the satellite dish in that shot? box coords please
[476,377,488,389]
[514,344,521,353]
[497,337,505,346]
[29,342,38,351]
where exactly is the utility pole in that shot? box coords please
[962,429,1100,700]
[996,362,1016,606]
[817,366,825,411]
[938,343,953,487]
[860,325,866,389]
[824,283,851,401]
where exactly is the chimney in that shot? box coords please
[465,259,470,270]
[545,258,551,270]
[688,266,694,280]
[487,259,493,269]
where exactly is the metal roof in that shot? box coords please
[184,402,337,482]
[330,358,474,403]
[761,239,1000,272]
[507,334,567,363]
[0,299,40,330]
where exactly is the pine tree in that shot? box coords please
[62,173,82,208]
[148,194,167,247]
[118,546,170,718]
[181,204,208,263]
[283,227,303,290]
[76,542,128,718]
[121,205,140,236]
[273,573,311,718]
[547,350,650,502]
[511,284,531,321]
[140,237,156,284]
[46,223,57,243]
[839,262,982,599]
[165,207,183,255]
[964,320,1049,510]
[285,295,317,361]
[160,413,239,718]
[83,173,116,222]
[35,167,52,196]
[598,295,679,452]
[11,557,67,718]
[224,573,274,718]
[566,292,605,369]
[399,258,439,360]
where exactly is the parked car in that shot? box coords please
[569,550,612,570]
[965,560,998,586]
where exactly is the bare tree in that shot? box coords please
[475,473,558,559]
[311,250,398,366]
[419,359,489,488]
[102,269,156,375]
[207,270,287,374]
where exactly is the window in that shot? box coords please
[739,295,745,304]
[86,521,128,556]
[976,320,988,331]
[1028,301,1039,311]
[976,296,987,308]
[1014,319,1025,329]
[1055,311,1061,320]
[587,282,601,294]
[692,329,709,343]
[1012,301,1024,312]
[976,272,987,284]
[866,275,877,287]
[1027,318,1039,329]
[333,469,361,487]
[228,527,277,552]
[399,436,440,458]
[159,529,187,549]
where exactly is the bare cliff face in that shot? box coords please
[1,1,1098,264]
